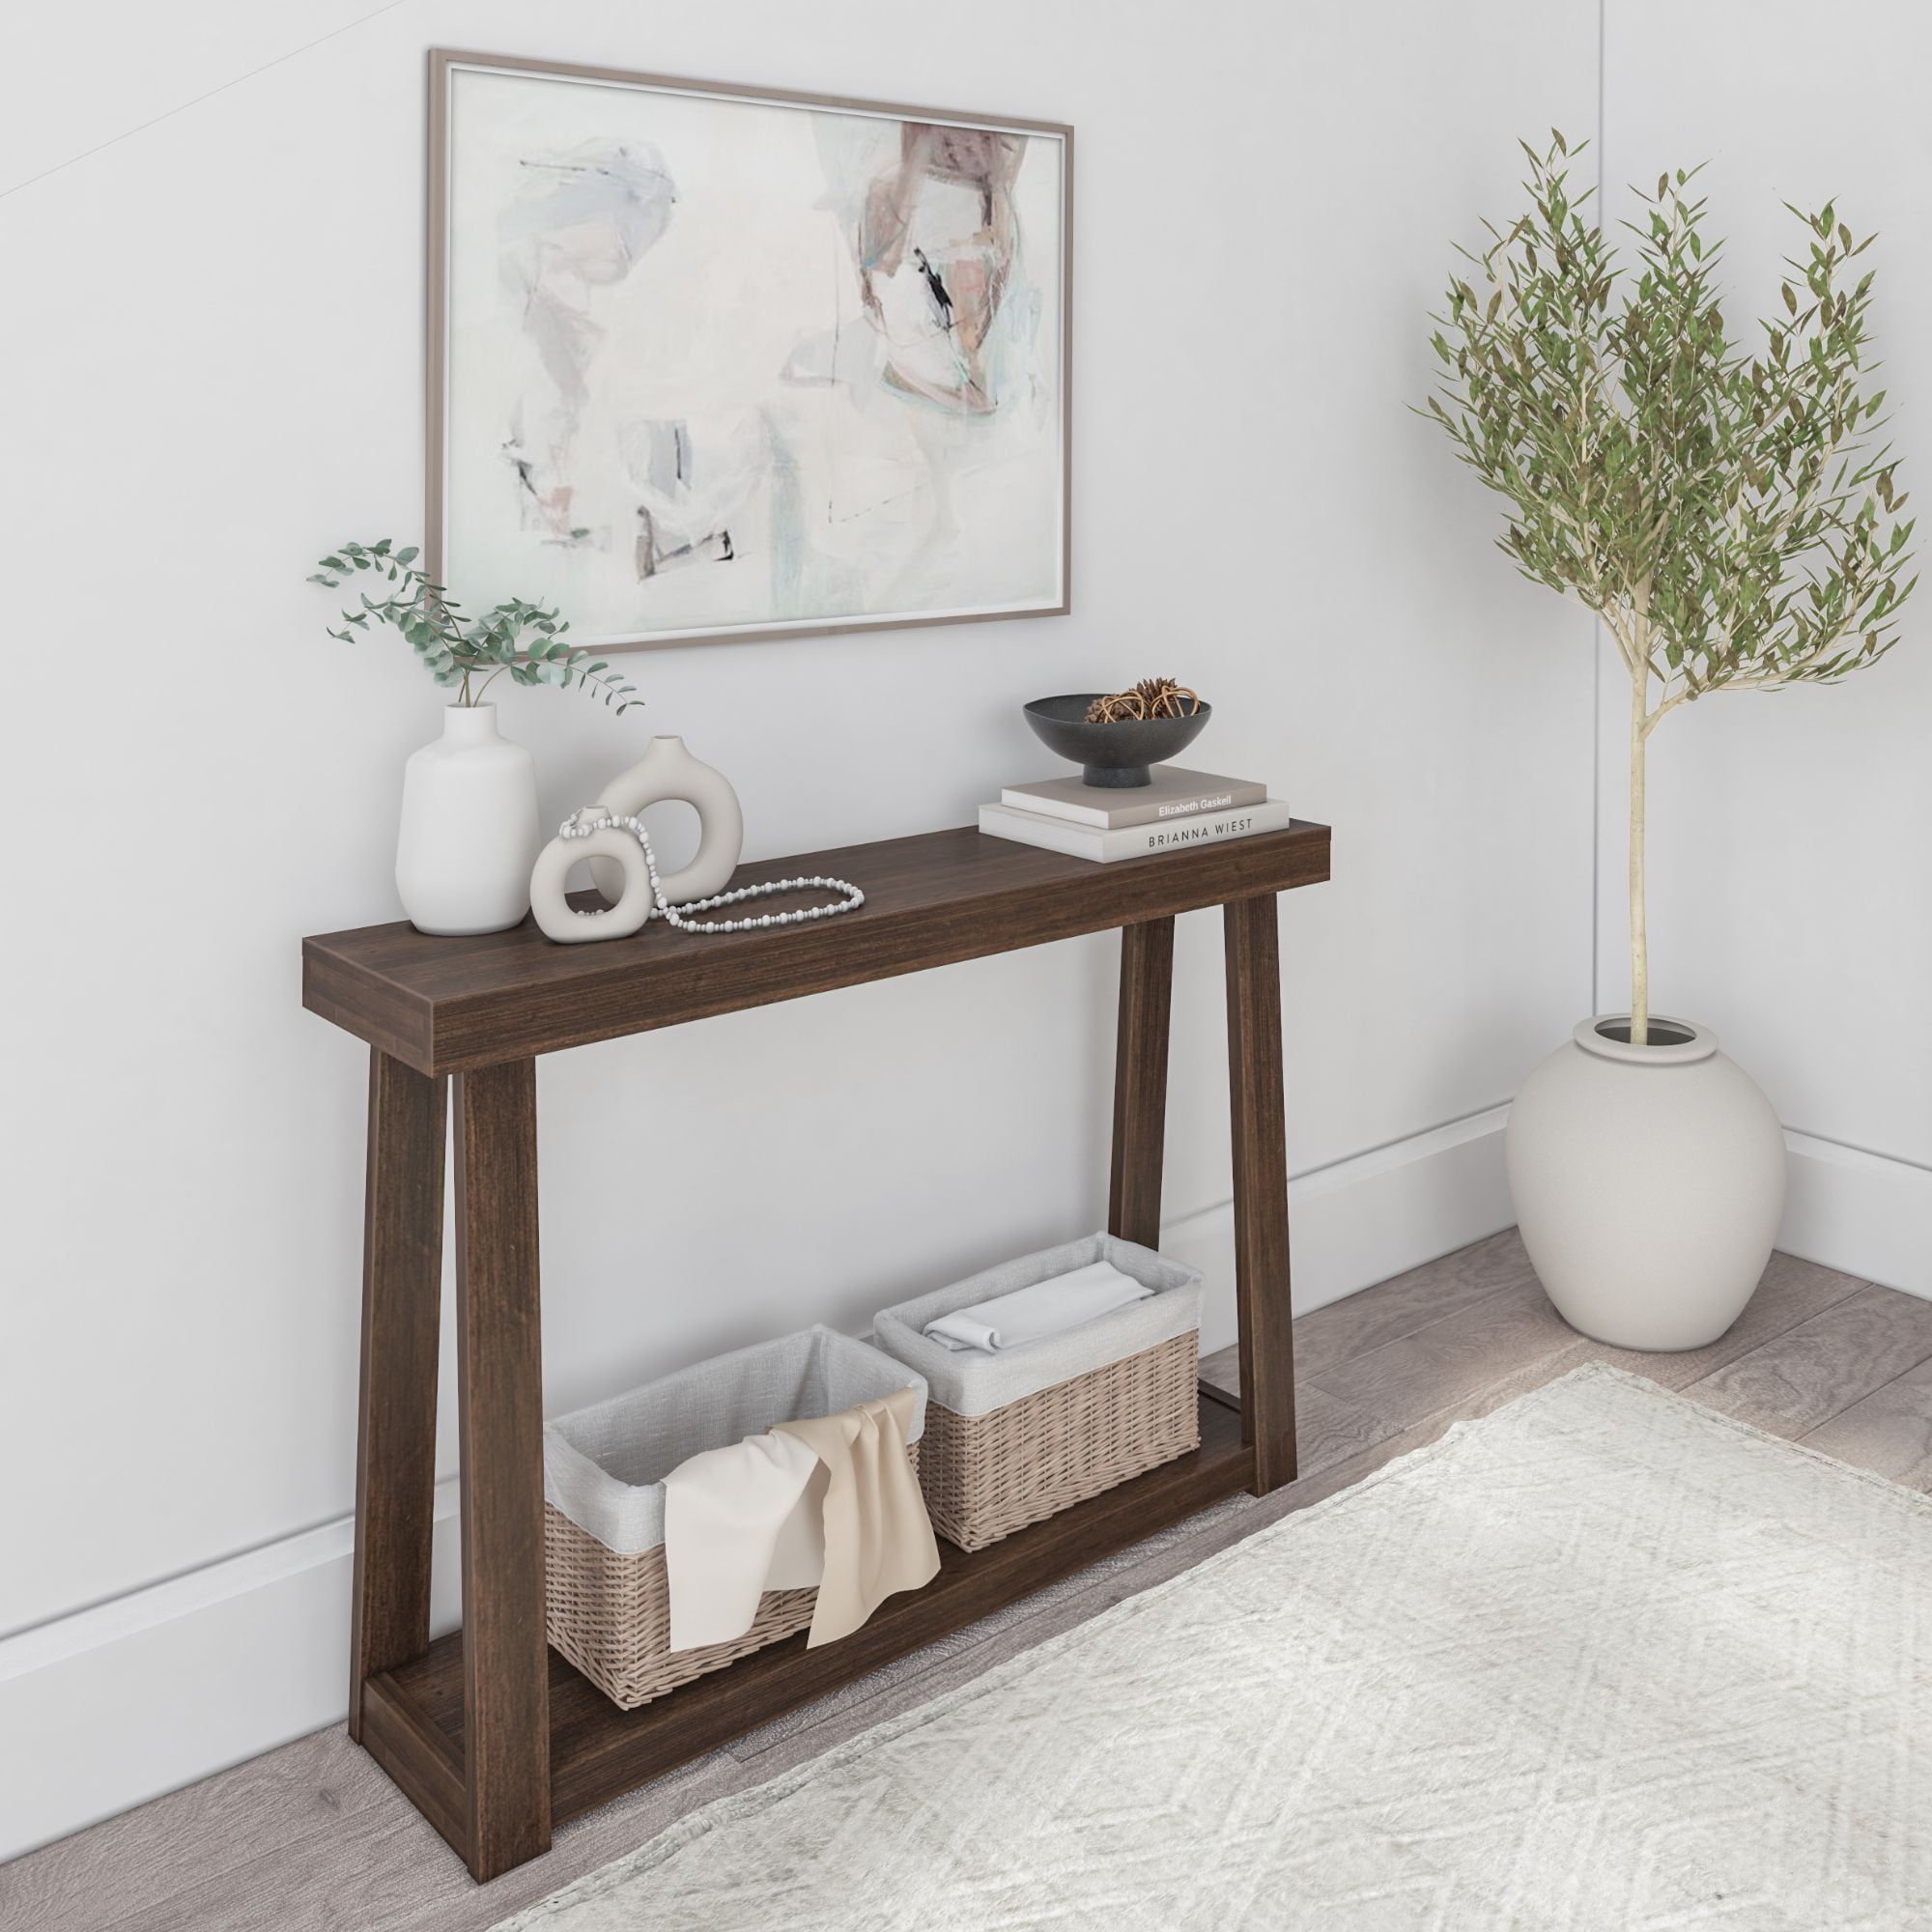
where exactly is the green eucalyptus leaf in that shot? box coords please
[304,534,644,722]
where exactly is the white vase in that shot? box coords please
[589,735,744,906]
[528,810,655,944]
[1505,1015,1787,1351]
[394,704,539,936]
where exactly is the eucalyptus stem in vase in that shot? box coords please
[309,539,638,712]
[307,540,639,937]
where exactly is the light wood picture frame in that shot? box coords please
[427,49,1072,653]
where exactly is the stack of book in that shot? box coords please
[979,766,1291,863]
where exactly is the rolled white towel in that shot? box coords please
[922,1260,1152,1353]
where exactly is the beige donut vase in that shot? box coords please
[590,736,744,907]
[530,815,655,943]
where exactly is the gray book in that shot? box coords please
[980,797,1294,863]
[1001,765,1267,829]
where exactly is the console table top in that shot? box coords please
[302,819,1332,1075]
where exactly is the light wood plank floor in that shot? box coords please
[8,1233,1931,1932]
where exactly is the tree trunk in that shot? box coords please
[1629,671,1649,1046]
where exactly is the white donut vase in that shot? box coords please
[530,821,654,943]
[590,736,744,906]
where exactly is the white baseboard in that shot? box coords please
[1160,1115,1932,1347]
[1780,1128,1932,1300]
[1165,1104,1516,1357]
[0,1099,1538,1866]
[0,1500,466,1866]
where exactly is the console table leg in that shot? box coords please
[1109,916,1176,1249]
[453,1058,552,1881]
[1224,894,1297,1493]
[349,1051,446,1740]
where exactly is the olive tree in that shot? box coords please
[1424,135,1914,1042]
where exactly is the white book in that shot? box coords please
[1001,765,1267,829]
[979,797,1295,863]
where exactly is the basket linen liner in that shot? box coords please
[543,1324,929,1554]
[871,1234,1203,1418]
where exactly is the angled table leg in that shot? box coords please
[453,1058,551,1882]
[1109,916,1176,1249]
[1224,894,1297,1493]
[350,1051,446,1740]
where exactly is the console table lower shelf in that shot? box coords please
[358,1390,1251,1857]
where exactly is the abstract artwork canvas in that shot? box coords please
[430,51,1071,651]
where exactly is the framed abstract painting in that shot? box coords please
[427,49,1072,652]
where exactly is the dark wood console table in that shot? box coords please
[302,818,1331,1880]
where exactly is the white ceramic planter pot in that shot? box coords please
[1506,1015,1787,1351]
[394,704,539,936]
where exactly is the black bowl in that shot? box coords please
[1022,694,1211,788]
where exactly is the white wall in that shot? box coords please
[0,0,1598,1858]
[1598,0,1932,1294]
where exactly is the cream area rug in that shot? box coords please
[494,1366,1932,1930]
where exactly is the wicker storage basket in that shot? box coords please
[872,1235,1202,1552]
[542,1325,927,1711]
